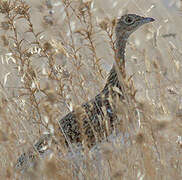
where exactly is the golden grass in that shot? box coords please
[0,0,182,179]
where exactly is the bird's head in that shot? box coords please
[115,14,155,38]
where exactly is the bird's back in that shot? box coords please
[59,65,124,147]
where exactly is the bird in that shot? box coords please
[15,14,155,169]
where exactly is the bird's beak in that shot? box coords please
[142,17,155,24]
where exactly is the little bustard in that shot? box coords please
[16,14,155,169]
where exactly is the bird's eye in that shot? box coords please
[124,16,135,24]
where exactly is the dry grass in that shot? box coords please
[0,0,182,179]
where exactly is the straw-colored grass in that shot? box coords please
[0,0,182,179]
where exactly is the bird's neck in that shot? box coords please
[113,33,129,79]
[104,34,128,90]
[115,33,128,65]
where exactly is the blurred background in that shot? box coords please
[0,0,182,179]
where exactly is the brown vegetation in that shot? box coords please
[0,0,182,179]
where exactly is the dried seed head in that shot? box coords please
[0,1,11,14]
[99,20,109,31]
[50,39,69,57]
[15,2,30,15]
[79,0,92,15]
[43,42,53,52]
